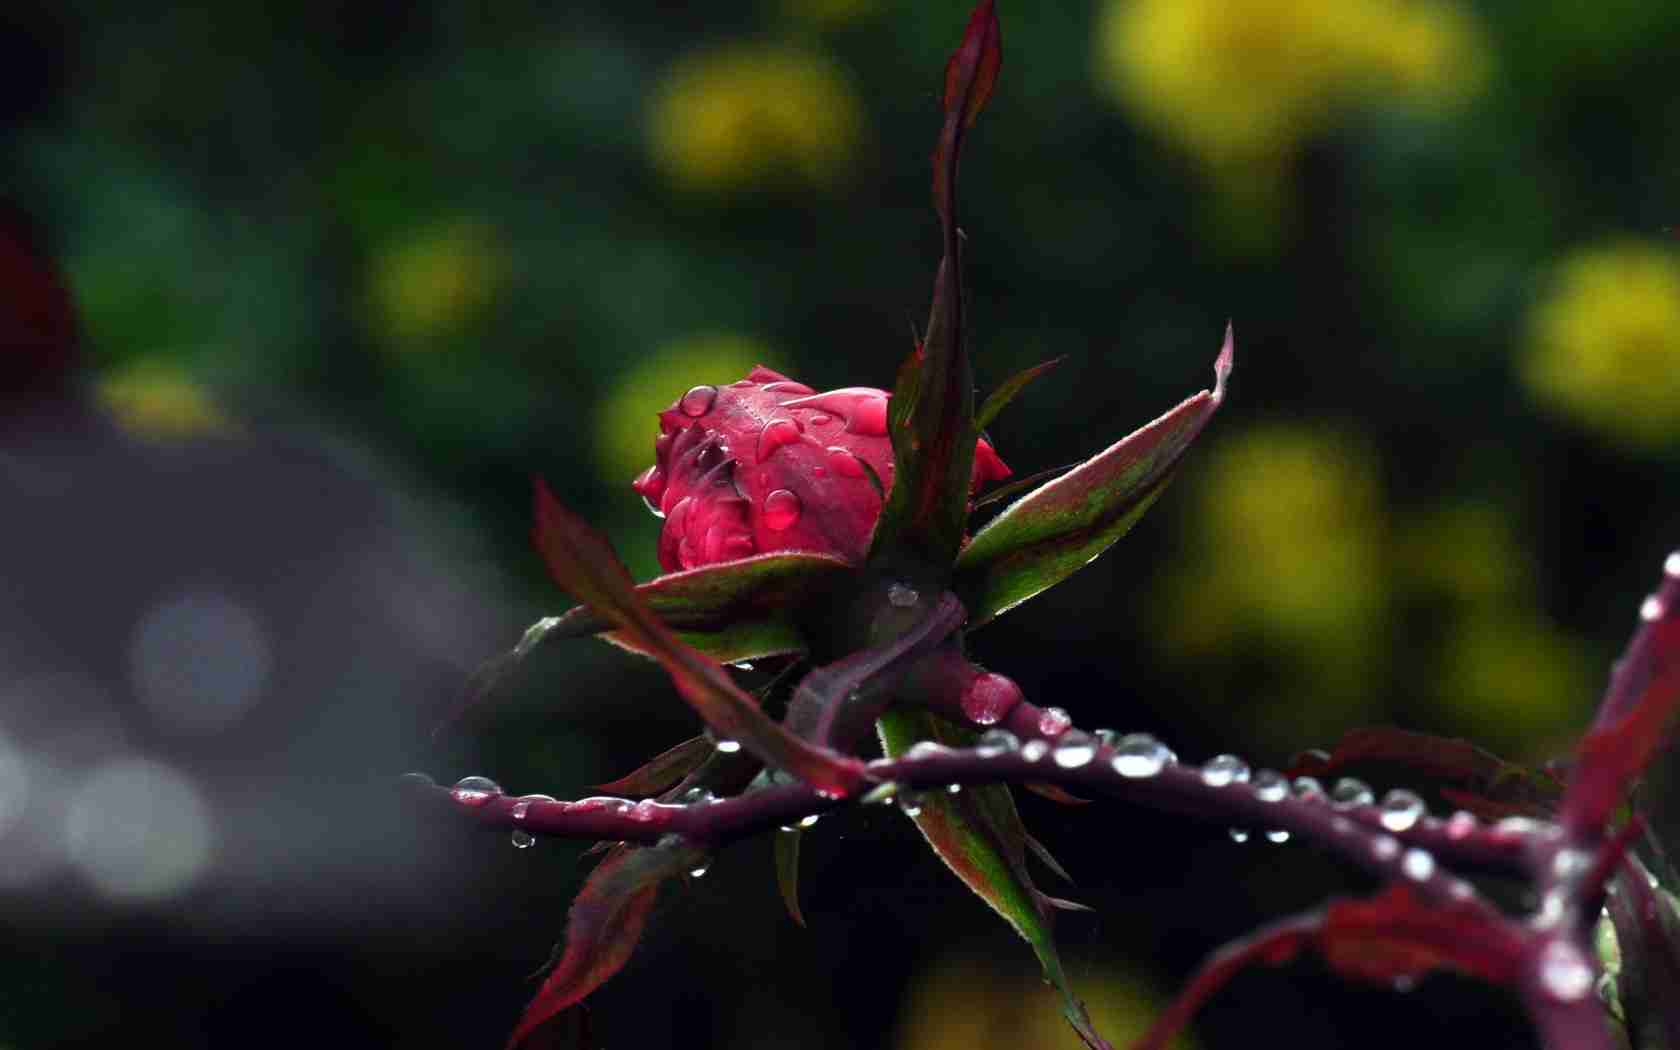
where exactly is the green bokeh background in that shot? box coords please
[4,1,1680,1047]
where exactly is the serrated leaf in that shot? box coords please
[954,329,1232,627]
[878,708,1112,1049]
[533,481,868,797]
[774,828,805,927]
[508,839,704,1048]
[976,356,1063,431]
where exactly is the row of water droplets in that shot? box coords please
[443,775,728,852]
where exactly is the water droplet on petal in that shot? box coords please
[1538,940,1594,1002]
[809,413,832,426]
[1552,847,1591,882]
[1021,739,1050,763]
[975,728,1020,756]
[1372,835,1401,861]
[798,813,820,828]
[714,738,742,754]
[1053,733,1097,769]
[1200,754,1250,788]
[689,863,710,878]
[451,776,503,807]
[848,396,889,436]
[1641,595,1665,622]
[1228,828,1250,843]
[679,385,718,417]
[1036,707,1072,738]
[763,489,801,531]
[1402,848,1436,881]
[1112,734,1168,778]
[1265,829,1290,844]
[1666,551,1680,577]
[946,783,963,794]
[887,583,919,608]
[1379,789,1425,832]
[898,792,925,818]
[1330,778,1373,808]
[510,829,535,849]
[511,799,532,820]
[756,418,804,462]
[826,447,867,478]
[680,787,717,805]
[1252,770,1288,802]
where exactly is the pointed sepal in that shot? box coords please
[976,356,1064,431]
[533,480,869,797]
[878,708,1113,1049]
[955,328,1232,627]
[774,828,806,927]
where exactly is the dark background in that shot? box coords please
[3,1,1679,1047]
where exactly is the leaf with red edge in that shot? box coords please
[1607,858,1680,1049]
[593,735,712,796]
[0,202,79,397]
[542,552,850,662]
[774,826,805,927]
[872,1,1001,572]
[878,708,1112,1049]
[508,840,704,1049]
[1286,727,1560,820]
[1564,574,1680,834]
[532,480,868,797]
[1136,888,1524,1050]
[955,330,1232,627]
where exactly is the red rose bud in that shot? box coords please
[634,365,1010,571]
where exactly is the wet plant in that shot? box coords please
[411,5,1680,1047]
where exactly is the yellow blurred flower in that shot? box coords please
[1171,425,1387,644]
[1155,425,1388,741]
[895,953,1191,1050]
[98,362,233,440]
[593,333,770,485]
[1523,240,1680,449]
[1393,502,1525,608]
[1093,0,1486,165]
[646,43,866,192]
[1431,610,1593,752]
[368,218,504,349]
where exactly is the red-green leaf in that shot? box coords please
[1565,575,1680,834]
[543,552,850,663]
[878,708,1113,1050]
[0,203,79,395]
[508,840,704,1048]
[1286,727,1560,820]
[774,827,805,927]
[533,481,868,797]
[871,0,1001,572]
[1137,888,1523,1050]
[593,735,712,796]
[955,329,1232,627]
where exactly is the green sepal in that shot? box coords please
[774,828,806,927]
[976,356,1064,431]
[954,329,1232,628]
[877,707,1112,1049]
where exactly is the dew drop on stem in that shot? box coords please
[1200,754,1250,787]
[1378,789,1425,832]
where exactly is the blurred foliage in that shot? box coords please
[5,0,1680,1046]
[1523,239,1680,450]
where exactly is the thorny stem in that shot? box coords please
[413,733,1537,895]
